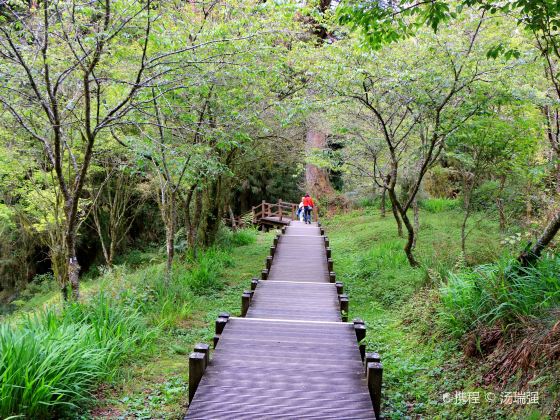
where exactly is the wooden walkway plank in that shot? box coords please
[185,220,378,419]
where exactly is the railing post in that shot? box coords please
[314,205,318,223]
[266,256,273,270]
[354,319,367,362]
[270,245,276,257]
[327,258,333,272]
[241,291,251,316]
[252,206,255,224]
[189,352,206,403]
[251,278,259,290]
[278,199,282,221]
[335,281,343,294]
[214,314,229,348]
[329,272,336,283]
[339,294,349,322]
[367,362,383,420]
[365,352,381,373]
[324,236,329,248]
[291,204,295,220]
[194,343,210,369]
[261,269,269,280]
[326,247,331,259]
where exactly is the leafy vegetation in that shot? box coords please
[0,0,559,418]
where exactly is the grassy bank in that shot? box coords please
[0,228,271,419]
[324,206,559,419]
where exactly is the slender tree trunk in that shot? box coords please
[461,202,472,257]
[412,197,419,250]
[391,200,403,237]
[519,209,560,266]
[229,206,237,231]
[192,188,203,259]
[388,188,418,267]
[66,228,80,300]
[161,189,176,284]
[380,186,387,217]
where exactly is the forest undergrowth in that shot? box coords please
[2,206,558,419]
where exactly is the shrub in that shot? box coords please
[419,198,460,213]
[0,294,153,418]
[439,254,560,337]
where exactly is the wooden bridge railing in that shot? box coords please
[251,199,319,224]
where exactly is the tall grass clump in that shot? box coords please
[217,226,257,248]
[439,254,560,337]
[419,198,460,213]
[0,294,153,418]
[185,248,233,294]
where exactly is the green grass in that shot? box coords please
[0,294,153,418]
[419,197,461,213]
[440,254,560,337]
[323,208,557,419]
[3,213,558,419]
[0,227,271,419]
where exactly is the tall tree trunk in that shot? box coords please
[380,186,387,217]
[305,124,334,197]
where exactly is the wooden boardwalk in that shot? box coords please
[185,221,382,419]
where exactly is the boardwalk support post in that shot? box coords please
[367,362,383,420]
[320,227,325,235]
[189,352,206,403]
[354,319,367,362]
[273,235,279,246]
[324,236,329,248]
[261,269,269,280]
[327,258,333,272]
[339,294,349,322]
[216,317,228,335]
[329,272,336,283]
[365,352,381,372]
[326,247,331,259]
[241,291,251,317]
[266,256,273,270]
[270,246,276,257]
[251,278,259,291]
[194,343,210,369]
[214,316,228,347]
[335,281,343,294]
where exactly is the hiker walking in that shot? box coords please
[297,197,304,222]
[303,193,314,224]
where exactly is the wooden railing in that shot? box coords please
[251,200,319,224]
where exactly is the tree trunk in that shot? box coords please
[193,188,203,259]
[412,197,419,250]
[305,125,334,197]
[380,186,387,217]
[391,200,403,237]
[162,190,176,284]
[65,228,80,300]
[519,209,560,266]
[388,188,418,267]
[229,206,237,231]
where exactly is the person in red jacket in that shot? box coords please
[303,193,314,224]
